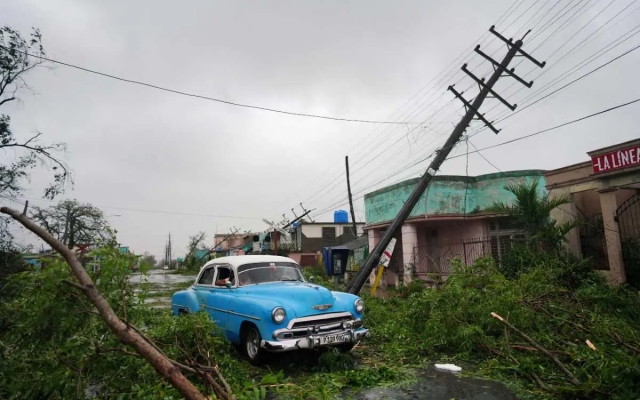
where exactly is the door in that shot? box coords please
[202,265,235,332]
[193,265,216,309]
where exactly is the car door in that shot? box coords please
[193,266,215,310]
[203,264,235,333]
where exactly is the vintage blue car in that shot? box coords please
[171,255,370,364]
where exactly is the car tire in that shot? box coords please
[337,343,356,353]
[242,324,265,365]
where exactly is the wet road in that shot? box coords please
[344,367,516,400]
[129,269,195,308]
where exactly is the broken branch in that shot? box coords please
[490,312,581,386]
[0,206,209,400]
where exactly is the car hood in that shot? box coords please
[237,282,336,317]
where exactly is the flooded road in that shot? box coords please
[129,269,195,308]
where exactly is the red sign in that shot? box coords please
[591,144,640,174]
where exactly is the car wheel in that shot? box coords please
[337,343,356,353]
[243,325,265,365]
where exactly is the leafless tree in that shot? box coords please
[31,199,111,249]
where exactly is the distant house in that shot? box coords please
[364,170,546,288]
[286,221,366,267]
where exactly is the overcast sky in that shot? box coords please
[2,0,639,259]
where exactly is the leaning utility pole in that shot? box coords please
[345,156,358,237]
[346,26,545,294]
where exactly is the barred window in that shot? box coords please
[322,227,336,241]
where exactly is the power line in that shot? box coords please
[1,45,414,125]
[0,195,264,220]
[270,1,537,215]
[312,95,640,218]
[474,1,640,131]
[467,139,625,235]
[469,27,640,139]
[402,23,640,176]
[451,96,640,159]
[304,2,582,210]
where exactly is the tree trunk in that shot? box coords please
[0,206,208,400]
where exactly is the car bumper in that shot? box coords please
[261,327,370,352]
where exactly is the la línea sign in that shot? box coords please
[591,144,640,174]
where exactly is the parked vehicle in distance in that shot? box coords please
[171,255,370,364]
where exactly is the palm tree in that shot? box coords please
[487,180,578,254]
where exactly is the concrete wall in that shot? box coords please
[298,222,366,253]
[364,170,548,225]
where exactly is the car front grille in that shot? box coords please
[274,312,360,340]
[288,312,354,330]
[291,315,353,329]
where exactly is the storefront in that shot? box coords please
[545,139,640,285]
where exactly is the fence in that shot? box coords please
[414,235,526,275]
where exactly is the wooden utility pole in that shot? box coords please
[345,156,358,237]
[346,26,545,294]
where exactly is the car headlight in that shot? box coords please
[272,307,286,324]
[354,298,364,313]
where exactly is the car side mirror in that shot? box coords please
[308,276,314,282]
[225,282,232,288]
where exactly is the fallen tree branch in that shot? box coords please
[529,302,640,355]
[531,372,551,392]
[490,312,581,386]
[0,206,210,400]
[62,279,89,292]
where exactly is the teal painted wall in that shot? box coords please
[364,170,548,225]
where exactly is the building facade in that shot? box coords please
[364,170,547,288]
[545,139,640,285]
[287,222,366,266]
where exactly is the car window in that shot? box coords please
[214,266,235,287]
[197,267,215,285]
[237,262,304,285]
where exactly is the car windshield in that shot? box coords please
[237,262,304,286]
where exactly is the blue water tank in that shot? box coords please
[334,210,349,223]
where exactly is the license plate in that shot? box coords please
[320,334,349,345]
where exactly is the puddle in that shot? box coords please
[129,269,194,310]
[343,366,515,400]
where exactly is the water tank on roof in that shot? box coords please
[334,210,349,223]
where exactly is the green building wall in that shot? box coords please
[364,170,548,226]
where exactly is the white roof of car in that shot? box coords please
[202,255,297,269]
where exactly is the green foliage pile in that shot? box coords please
[363,256,640,399]
[0,247,279,400]
[0,246,412,400]
[3,227,639,399]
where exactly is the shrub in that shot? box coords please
[363,255,640,399]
